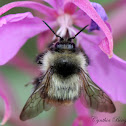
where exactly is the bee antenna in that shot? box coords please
[43,21,63,40]
[68,25,89,41]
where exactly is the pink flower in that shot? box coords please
[1,0,126,125]
[0,0,113,66]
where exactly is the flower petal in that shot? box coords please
[0,12,56,65]
[73,100,92,126]
[104,0,126,12]
[72,116,92,126]
[79,33,126,103]
[0,74,11,125]
[43,0,64,10]
[9,52,40,76]
[89,2,108,31]
[0,1,58,19]
[91,2,108,22]
[66,0,113,57]
[75,99,89,116]
[72,9,91,28]
[110,5,126,42]
[99,37,112,58]
[64,2,77,14]
[37,30,53,52]
[0,96,10,125]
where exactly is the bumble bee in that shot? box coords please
[20,21,116,121]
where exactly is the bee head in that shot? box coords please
[43,21,88,53]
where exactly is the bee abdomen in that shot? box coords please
[48,74,81,103]
[48,87,79,102]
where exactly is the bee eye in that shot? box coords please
[68,44,73,49]
[55,43,76,51]
[57,44,62,48]
[69,43,75,50]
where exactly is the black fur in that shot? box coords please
[53,58,80,78]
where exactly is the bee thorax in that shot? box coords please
[41,51,88,75]
[53,58,80,78]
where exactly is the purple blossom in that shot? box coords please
[89,2,108,31]
[0,0,126,125]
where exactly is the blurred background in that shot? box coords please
[0,0,126,126]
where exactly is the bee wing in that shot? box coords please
[20,68,53,121]
[80,69,116,113]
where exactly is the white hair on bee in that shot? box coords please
[41,50,88,73]
[48,74,82,100]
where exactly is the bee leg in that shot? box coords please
[25,81,34,87]
[32,74,44,91]
[35,51,47,65]
[24,79,39,87]
[25,73,43,88]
